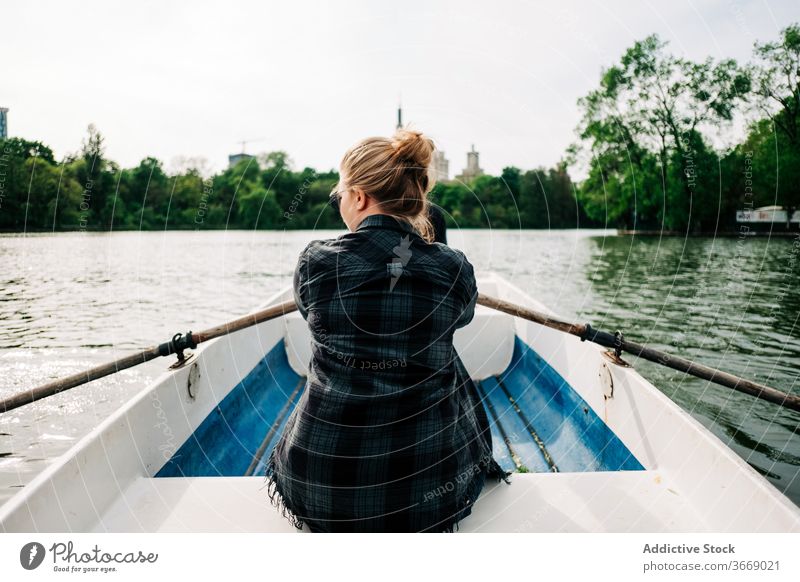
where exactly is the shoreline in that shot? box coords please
[1,227,799,237]
[617,229,800,238]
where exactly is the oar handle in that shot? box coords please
[0,300,298,414]
[477,294,586,336]
[477,294,800,414]
[193,300,297,343]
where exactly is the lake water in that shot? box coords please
[1,229,798,510]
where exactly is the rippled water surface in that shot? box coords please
[1,229,798,509]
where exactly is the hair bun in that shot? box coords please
[391,128,435,169]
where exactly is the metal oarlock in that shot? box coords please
[158,331,198,365]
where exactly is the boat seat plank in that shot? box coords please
[91,471,707,533]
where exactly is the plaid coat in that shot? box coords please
[263,213,512,532]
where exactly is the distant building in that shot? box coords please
[0,107,8,140]
[455,144,483,182]
[432,150,449,182]
[736,205,799,231]
[228,152,254,168]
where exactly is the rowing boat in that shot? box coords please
[1,272,798,532]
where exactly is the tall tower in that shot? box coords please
[466,144,481,174]
[396,99,403,130]
[456,144,483,182]
[432,151,449,182]
[0,108,8,140]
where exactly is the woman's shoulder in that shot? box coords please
[427,242,474,271]
[416,243,476,299]
[296,234,366,273]
[298,236,339,259]
[297,233,475,285]
[294,237,338,277]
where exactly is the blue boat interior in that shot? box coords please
[155,336,644,478]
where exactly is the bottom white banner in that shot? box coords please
[1,533,798,581]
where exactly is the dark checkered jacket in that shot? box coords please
[263,213,512,532]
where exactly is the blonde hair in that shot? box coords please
[340,127,437,242]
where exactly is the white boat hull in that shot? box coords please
[1,273,798,532]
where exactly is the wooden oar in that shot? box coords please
[3,293,798,415]
[476,294,800,414]
[0,300,297,414]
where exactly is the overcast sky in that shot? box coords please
[3,0,799,177]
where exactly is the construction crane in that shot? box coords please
[236,137,265,154]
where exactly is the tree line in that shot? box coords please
[0,24,797,233]
[0,127,592,231]
[569,23,800,232]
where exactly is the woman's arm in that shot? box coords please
[454,254,478,329]
[293,246,310,320]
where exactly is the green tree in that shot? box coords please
[238,187,282,229]
[749,23,800,219]
[0,138,60,229]
[572,34,749,231]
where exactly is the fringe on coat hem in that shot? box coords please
[436,453,513,533]
[262,446,513,533]
[262,447,307,531]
